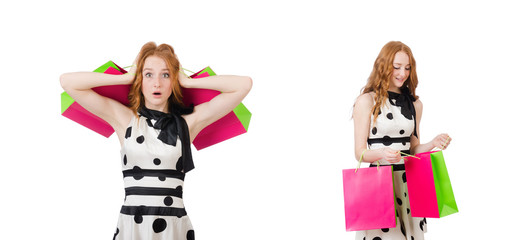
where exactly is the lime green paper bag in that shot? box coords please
[405,151,458,218]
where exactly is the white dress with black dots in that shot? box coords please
[114,115,194,240]
[355,92,427,240]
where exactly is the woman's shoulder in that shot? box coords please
[355,92,374,106]
[353,92,375,116]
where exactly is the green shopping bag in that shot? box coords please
[405,151,458,218]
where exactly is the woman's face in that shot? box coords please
[142,55,172,112]
[389,51,411,92]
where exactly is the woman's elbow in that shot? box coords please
[242,76,253,92]
[59,73,69,90]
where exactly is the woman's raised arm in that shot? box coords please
[180,71,252,141]
[59,70,134,141]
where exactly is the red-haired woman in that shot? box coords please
[60,42,252,240]
[352,41,451,240]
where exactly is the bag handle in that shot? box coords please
[180,67,195,78]
[432,136,451,151]
[355,150,380,173]
[355,150,421,173]
[399,151,420,159]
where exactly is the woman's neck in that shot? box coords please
[388,86,401,93]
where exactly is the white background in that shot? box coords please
[1,0,504,239]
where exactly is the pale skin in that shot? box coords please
[60,55,252,146]
[353,51,452,163]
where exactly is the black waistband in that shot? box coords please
[125,186,183,198]
[120,205,187,217]
[123,167,185,181]
[368,137,411,146]
[369,163,405,171]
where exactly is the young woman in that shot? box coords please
[352,41,451,240]
[60,42,252,240]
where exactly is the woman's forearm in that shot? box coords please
[180,72,252,93]
[411,141,435,154]
[60,72,132,91]
[360,148,383,163]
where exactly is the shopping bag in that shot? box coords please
[181,67,252,150]
[342,164,396,231]
[404,150,458,218]
[61,61,130,137]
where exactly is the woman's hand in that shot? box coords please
[381,147,402,163]
[178,70,191,88]
[123,73,135,85]
[431,133,452,150]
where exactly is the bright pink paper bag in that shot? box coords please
[61,61,130,137]
[342,166,396,231]
[405,151,458,218]
[182,67,251,150]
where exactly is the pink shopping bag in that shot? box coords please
[404,151,458,218]
[182,67,251,150]
[61,61,130,137]
[342,165,396,231]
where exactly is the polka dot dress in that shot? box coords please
[355,91,427,240]
[114,115,194,240]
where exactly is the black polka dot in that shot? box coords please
[381,228,389,232]
[411,237,414,240]
[419,219,425,231]
[402,172,407,183]
[387,113,393,120]
[423,218,427,224]
[363,238,366,240]
[176,186,183,192]
[407,208,411,214]
[372,237,382,240]
[396,197,403,206]
[372,127,378,135]
[153,158,161,165]
[153,218,167,233]
[158,176,166,181]
[378,110,382,115]
[133,166,144,180]
[176,156,183,172]
[404,192,407,197]
[123,155,127,165]
[187,230,195,240]
[400,129,405,135]
[382,135,393,146]
[134,214,143,224]
[113,228,119,240]
[136,135,145,144]
[400,221,406,236]
[125,127,132,139]
[164,196,173,206]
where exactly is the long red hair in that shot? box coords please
[128,42,185,114]
[361,41,419,123]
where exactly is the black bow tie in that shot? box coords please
[139,107,178,146]
[138,106,195,173]
[388,88,418,138]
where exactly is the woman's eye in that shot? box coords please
[405,68,411,71]
[393,66,400,70]
[162,73,170,78]
[145,73,152,77]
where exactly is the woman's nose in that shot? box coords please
[154,76,161,87]
[398,69,407,78]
